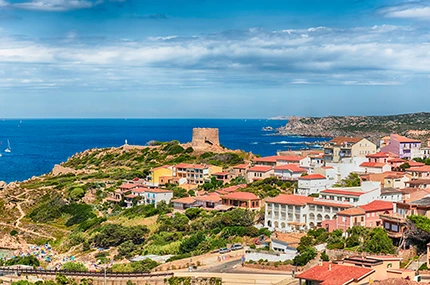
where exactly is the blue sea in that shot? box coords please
[0,119,329,183]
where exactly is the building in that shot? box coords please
[297,174,333,196]
[253,155,310,168]
[264,194,350,232]
[359,162,391,174]
[322,200,394,232]
[232,164,248,177]
[297,256,415,285]
[360,172,410,189]
[144,188,173,206]
[296,262,375,285]
[172,197,198,210]
[405,179,430,189]
[274,164,307,181]
[246,165,274,182]
[366,152,398,163]
[381,134,421,160]
[318,181,382,206]
[148,165,173,186]
[406,165,430,179]
[173,164,222,185]
[325,157,369,182]
[380,187,403,202]
[324,137,377,163]
[212,172,231,183]
[221,192,261,210]
[270,232,302,259]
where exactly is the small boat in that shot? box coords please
[5,140,11,153]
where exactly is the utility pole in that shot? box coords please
[104,266,107,285]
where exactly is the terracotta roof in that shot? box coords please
[274,164,307,173]
[296,262,374,285]
[360,162,388,168]
[212,172,230,176]
[271,232,305,245]
[376,278,421,285]
[388,158,407,163]
[247,166,273,173]
[222,192,259,201]
[144,188,173,193]
[328,137,363,146]
[124,194,137,199]
[337,207,365,216]
[175,163,194,169]
[408,161,425,167]
[171,197,196,204]
[320,189,364,196]
[321,166,334,169]
[299,174,326,180]
[233,164,249,169]
[407,179,430,185]
[266,194,313,206]
[254,156,278,163]
[407,165,430,173]
[152,165,172,171]
[120,183,139,189]
[132,187,149,193]
[391,134,420,143]
[366,152,391,158]
[194,195,222,203]
[360,200,394,212]
[175,163,209,169]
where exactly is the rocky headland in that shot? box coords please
[277,112,430,142]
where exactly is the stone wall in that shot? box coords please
[191,128,220,150]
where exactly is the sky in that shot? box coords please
[0,0,430,118]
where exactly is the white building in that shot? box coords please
[359,162,392,174]
[326,157,368,182]
[296,174,333,196]
[318,181,381,206]
[380,188,403,202]
[264,194,350,232]
[125,187,173,208]
[274,165,307,181]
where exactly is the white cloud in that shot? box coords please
[0,0,104,11]
[382,4,430,20]
[0,24,429,91]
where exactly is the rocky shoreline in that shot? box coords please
[276,113,430,143]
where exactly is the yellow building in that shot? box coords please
[149,165,173,186]
[324,137,377,163]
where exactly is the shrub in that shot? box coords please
[6,256,40,267]
[62,262,88,272]
[10,230,18,236]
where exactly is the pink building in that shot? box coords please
[381,134,421,160]
[322,200,393,231]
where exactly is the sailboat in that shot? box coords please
[5,140,11,153]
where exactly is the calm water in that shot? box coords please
[0,119,328,183]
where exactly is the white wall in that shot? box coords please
[246,249,297,262]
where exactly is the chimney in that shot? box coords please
[329,264,332,271]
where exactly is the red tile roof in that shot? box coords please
[321,166,334,169]
[233,164,249,169]
[296,262,374,285]
[407,165,430,173]
[337,207,365,216]
[366,152,391,158]
[194,195,222,203]
[360,200,393,212]
[266,194,313,206]
[274,164,307,173]
[254,156,278,163]
[391,134,420,143]
[152,165,172,171]
[222,192,260,201]
[388,158,406,163]
[247,166,273,173]
[145,188,173,193]
[299,174,326,180]
[320,189,364,196]
[276,155,305,162]
[171,197,196,204]
[360,162,388,168]
[120,183,139,189]
[132,187,148,193]
[175,163,209,169]
[408,161,425,167]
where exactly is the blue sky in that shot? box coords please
[0,0,430,118]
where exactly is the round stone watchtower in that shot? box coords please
[191,128,220,150]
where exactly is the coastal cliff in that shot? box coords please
[277,112,430,141]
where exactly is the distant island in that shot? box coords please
[276,112,430,142]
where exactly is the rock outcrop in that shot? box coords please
[277,112,430,143]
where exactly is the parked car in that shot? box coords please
[219,247,231,254]
[230,244,244,251]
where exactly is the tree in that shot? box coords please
[321,250,329,262]
[361,228,394,254]
[117,241,137,259]
[334,173,360,187]
[62,262,88,272]
[179,232,205,254]
[222,208,255,227]
[5,255,40,267]
[293,247,317,266]
[185,208,203,220]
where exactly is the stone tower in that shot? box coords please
[191,128,220,149]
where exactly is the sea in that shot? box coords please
[0,119,329,183]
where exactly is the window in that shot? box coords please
[361,217,364,222]
[384,222,390,229]
[392,224,399,232]
[342,217,346,222]
[371,212,375,217]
